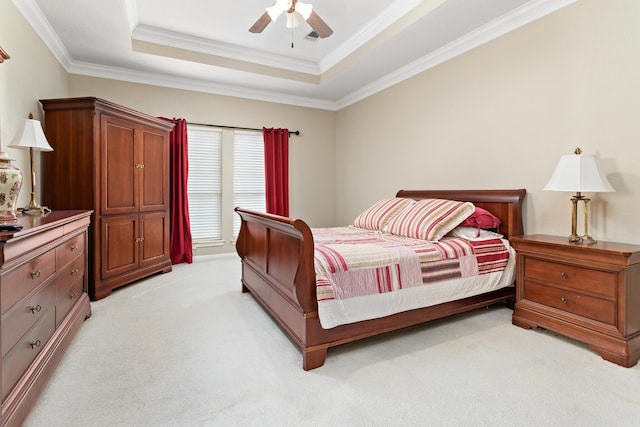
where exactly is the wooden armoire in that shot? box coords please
[40,97,173,300]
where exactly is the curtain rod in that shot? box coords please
[187,122,300,136]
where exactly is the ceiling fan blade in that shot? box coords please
[249,11,272,33]
[305,10,333,38]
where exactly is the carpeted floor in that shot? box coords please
[24,254,640,426]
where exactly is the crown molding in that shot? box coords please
[318,0,425,72]
[335,0,578,109]
[11,0,73,69]
[132,24,321,75]
[66,60,338,111]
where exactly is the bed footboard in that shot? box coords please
[235,208,321,361]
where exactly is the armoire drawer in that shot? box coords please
[1,250,55,315]
[1,279,57,358]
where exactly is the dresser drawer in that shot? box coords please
[1,278,57,358]
[1,307,56,401]
[56,261,85,327]
[523,258,616,298]
[56,233,85,270]
[524,280,615,325]
[1,250,56,314]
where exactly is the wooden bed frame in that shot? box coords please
[235,189,526,370]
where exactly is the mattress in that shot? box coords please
[312,227,516,329]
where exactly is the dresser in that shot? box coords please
[40,97,173,300]
[511,234,640,367]
[1,210,92,427]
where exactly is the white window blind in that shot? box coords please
[187,125,222,243]
[233,131,265,237]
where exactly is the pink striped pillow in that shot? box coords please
[383,199,475,241]
[352,198,415,231]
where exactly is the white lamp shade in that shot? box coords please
[266,4,283,21]
[295,1,313,20]
[544,153,614,193]
[8,119,53,152]
[286,12,299,29]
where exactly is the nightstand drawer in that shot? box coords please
[524,280,615,325]
[524,258,616,298]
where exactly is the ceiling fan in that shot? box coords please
[249,0,334,39]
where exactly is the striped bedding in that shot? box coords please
[312,226,515,329]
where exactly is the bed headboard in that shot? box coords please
[395,189,526,240]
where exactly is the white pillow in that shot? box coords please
[447,226,504,241]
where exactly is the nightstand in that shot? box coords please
[511,234,640,367]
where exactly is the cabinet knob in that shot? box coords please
[70,244,78,252]
[135,163,145,169]
[70,292,79,300]
[136,237,145,243]
[30,304,42,314]
[561,297,568,304]
[71,268,79,276]
[561,272,568,279]
[30,339,42,349]
[30,270,41,279]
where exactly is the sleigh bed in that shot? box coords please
[235,189,526,370]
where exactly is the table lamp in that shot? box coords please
[544,147,614,244]
[9,113,53,214]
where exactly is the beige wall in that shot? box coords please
[0,0,68,209]
[67,76,337,230]
[335,0,640,244]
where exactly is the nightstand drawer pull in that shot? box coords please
[30,304,42,314]
[561,272,568,279]
[70,245,78,252]
[561,297,568,304]
[30,339,42,349]
[30,270,41,279]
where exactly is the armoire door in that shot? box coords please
[139,126,169,212]
[101,114,139,216]
[139,211,170,268]
[101,214,139,279]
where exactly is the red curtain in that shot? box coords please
[263,127,289,217]
[163,117,193,264]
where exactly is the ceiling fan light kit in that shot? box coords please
[250,0,333,39]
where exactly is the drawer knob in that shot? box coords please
[30,304,42,314]
[71,268,79,276]
[561,297,568,304]
[30,270,41,279]
[561,272,568,279]
[70,292,79,300]
[30,339,42,349]
[70,244,78,252]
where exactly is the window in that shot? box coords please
[187,125,222,245]
[233,131,265,237]
[186,125,264,253]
